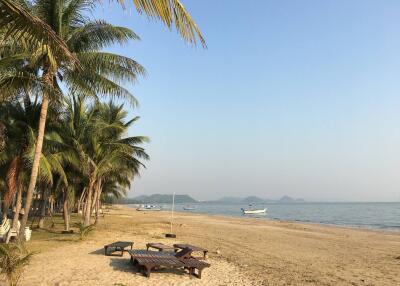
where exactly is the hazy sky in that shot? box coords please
[93,1,400,202]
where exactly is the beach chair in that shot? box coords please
[146,242,175,252]
[128,247,210,278]
[0,219,32,243]
[182,257,210,278]
[104,241,133,256]
[5,220,19,243]
[173,243,208,259]
[0,219,11,242]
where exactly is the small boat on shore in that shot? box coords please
[137,204,161,211]
[183,205,196,211]
[241,207,267,214]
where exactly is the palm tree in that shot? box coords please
[57,97,148,226]
[88,101,149,224]
[1,0,145,235]
[0,243,34,286]
[0,100,67,229]
[1,0,205,235]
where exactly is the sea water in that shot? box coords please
[130,202,400,232]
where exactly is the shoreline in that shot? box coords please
[123,204,400,235]
[20,204,400,286]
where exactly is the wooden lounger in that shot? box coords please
[104,241,133,256]
[182,258,210,279]
[128,248,209,278]
[133,256,184,278]
[146,242,175,252]
[173,243,208,259]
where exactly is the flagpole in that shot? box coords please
[170,192,175,233]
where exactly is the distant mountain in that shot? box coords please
[132,194,197,204]
[216,197,243,203]
[212,195,305,204]
[241,196,265,203]
[278,196,305,203]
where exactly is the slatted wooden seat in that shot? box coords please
[132,256,184,278]
[146,242,175,252]
[104,241,133,256]
[183,258,210,278]
[173,243,208,259]
[128,247,209,278]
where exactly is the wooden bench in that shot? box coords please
[182,257,210,278]
[173,243,208,259]
[146,242,175,252]
[132,255,184,278]
[128,248,209,278]
[104,241,133,256]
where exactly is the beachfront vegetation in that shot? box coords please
[0,0,205,239]
[74,222,94,240]
[0,243,34,286]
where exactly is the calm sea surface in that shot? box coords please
[130,202,400,232]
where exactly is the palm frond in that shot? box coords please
[123,0,206,47]
[67,20,139,53]
[0,0,78,64]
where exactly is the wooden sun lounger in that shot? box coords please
[132,255,185,277]
[128,248,209,278]
[173,243,208,259]
[182,257,210,279]
[104,241,133,256]
[146,242,175,252]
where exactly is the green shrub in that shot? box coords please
[0,243,35,286]
[74,222,94,240]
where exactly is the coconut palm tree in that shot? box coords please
[1,0,205,235]
[1,0,145,235]
[0,243,34,286]
[56,96,148,226]
[0,100,68,227]
[88,101,149,224]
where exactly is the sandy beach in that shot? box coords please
[15,205,400,286]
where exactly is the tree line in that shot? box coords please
[0,0,205,239]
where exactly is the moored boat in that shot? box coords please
[137,204,162,211]
[183,205,196,211]
[241,207,267,214]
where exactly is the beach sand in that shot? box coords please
[16,205,400,286]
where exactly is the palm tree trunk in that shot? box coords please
[37,189,47,229]
[90,187,97,215]
[93,180,101,225]
[83,178,94,226]
[11,187,22,229]
[19,78,51,237]
[62,191,70,231]
[77,187,86,215]
[2,202,8,221]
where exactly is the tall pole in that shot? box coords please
[170,192,175,233]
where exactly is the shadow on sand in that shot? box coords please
[89,248,106,255]
[108,258,188,278]
[89,248,133,256]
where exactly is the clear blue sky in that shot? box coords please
[93,1,400,202]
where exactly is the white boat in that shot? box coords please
[241,207,267,214]
[137,204,161,211]
[183,206,196,211]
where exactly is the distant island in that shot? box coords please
[117,194,305,204]
[118,194,198,204]
[212,195,305,204]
